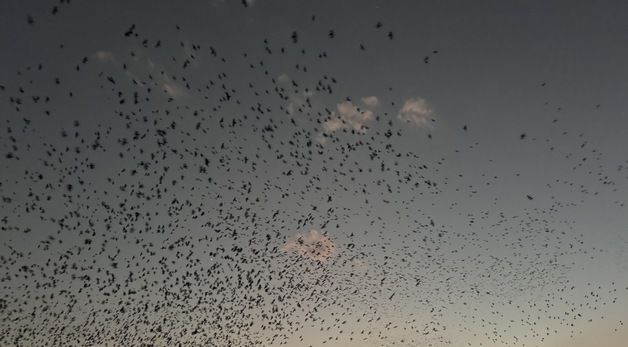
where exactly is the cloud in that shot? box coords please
[94,49,188,99]
[361,96,379,108]
[314,132,329,145]
[163,81,186,98]
[94,51,116,63]
[282,229,336,262]
[322,118,344,133]
[277,73,290,84]
[276,73,312,115]
[397,97,435,127]
[322,100,374,134]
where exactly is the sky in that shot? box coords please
[1,0,628,346]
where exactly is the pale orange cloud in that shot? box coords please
[322,100,374,134]
[397,97,435,127]
[282,229,336,262]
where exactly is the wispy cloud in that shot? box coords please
[397,97,435,127]
[93,49,188,99]
[282,229,336,262]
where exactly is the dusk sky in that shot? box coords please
[1,1,628,346]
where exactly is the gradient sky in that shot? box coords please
[1,1,628,346]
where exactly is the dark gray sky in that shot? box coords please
[1,1,628,346]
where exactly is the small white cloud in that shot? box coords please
[282,229,336,262]
[361,96,379,108]
[397,97,435,127]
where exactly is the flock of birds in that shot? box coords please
[1,2,628,347]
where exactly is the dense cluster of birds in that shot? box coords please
[1,2,627,347]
